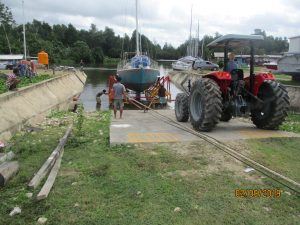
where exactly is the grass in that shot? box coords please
[245,137,300,182]
[280,113,300,133]
[0,74,52,94]
[0,110,299,224]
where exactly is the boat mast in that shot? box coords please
[22,0,27,60]
[201,35,205,58]
[135,0,140,56]
[188,6,193,56]
[195,20,199,57]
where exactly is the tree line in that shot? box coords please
[0,2,289,66]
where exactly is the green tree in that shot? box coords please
[71,41,92,63]
[0,2,15,54]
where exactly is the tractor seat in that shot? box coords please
[230,69,244,80]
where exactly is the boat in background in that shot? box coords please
[172,7,201,71]
[263,61,278,70]
[117,0,160,93]
[172,56,196,71]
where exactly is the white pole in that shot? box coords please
[22,0,27,60]
[188,6,193,56]
[201,35,205,58]
[135,0,139,56]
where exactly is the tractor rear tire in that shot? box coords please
[189,78,222,131]
[175,93,189,122]
[251,80,289,129]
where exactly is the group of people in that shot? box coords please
[2,61,37,91]
[95,75,167,119]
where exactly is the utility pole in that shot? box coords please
[22,0,27,60]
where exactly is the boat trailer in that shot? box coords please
[108,75,172,109]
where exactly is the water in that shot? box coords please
[80,63,182,111]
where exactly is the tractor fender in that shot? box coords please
[203,71,231,94]
[245,72,275,96]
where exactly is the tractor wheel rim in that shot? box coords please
[191,90,202,121]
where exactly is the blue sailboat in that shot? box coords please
[117,0,160,93]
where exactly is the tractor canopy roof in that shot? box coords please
[207,34,264,48]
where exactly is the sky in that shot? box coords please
[2,0,300,47]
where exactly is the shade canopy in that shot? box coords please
[207,34,264,48]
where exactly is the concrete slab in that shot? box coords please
[109,110,300,145]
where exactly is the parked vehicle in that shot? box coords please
[175,34,289,132]
[193,59,219,70]
[0,63,7,70]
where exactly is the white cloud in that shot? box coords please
[3,0,300,47]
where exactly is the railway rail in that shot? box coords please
[128,97,300,195]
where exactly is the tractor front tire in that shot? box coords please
[189,78,222,131]
[175,93,189,122]
[251,80,289,129]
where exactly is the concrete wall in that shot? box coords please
[169,71,300,112]
[0,70,86,140]
[285,85,300,111]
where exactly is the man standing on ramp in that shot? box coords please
[112,76,126,119]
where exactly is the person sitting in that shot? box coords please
[6,73,20,91]
[226,53,237,73]
[96,89,107,104]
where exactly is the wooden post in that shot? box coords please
[36,149,64,200]
[0,161,19,187]
[28,125,72,189]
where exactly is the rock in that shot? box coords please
[244,167,255,173]
[9,207,21,216]
[285,191,291,196]
[137,191,142,195]
[37,217,48,224]
[263,207,272,212]
[174,207,181,212]
[93,140,97,143]
[74,203,79,207]
[71,182,77,186]
[26,192,33,198]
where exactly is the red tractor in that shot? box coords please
[175,34,290,131]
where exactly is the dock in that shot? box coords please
[109,110,300,145]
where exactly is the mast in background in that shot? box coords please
[135,0,140,56]
[195,20,199,57]
[22,0,27,60]
[187,6,193,56]
[201,35,205,58]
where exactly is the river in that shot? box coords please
[80,63,182,111]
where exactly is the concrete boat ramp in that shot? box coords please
[109,110,300,145]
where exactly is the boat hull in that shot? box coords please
[117,68,160,92]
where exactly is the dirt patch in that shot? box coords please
[59,168,81,177]
[138,141,264,184]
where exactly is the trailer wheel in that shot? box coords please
[220,107,232,122]
[175,93,189,122]
[251,80,289,129]
[189,78,222,131]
